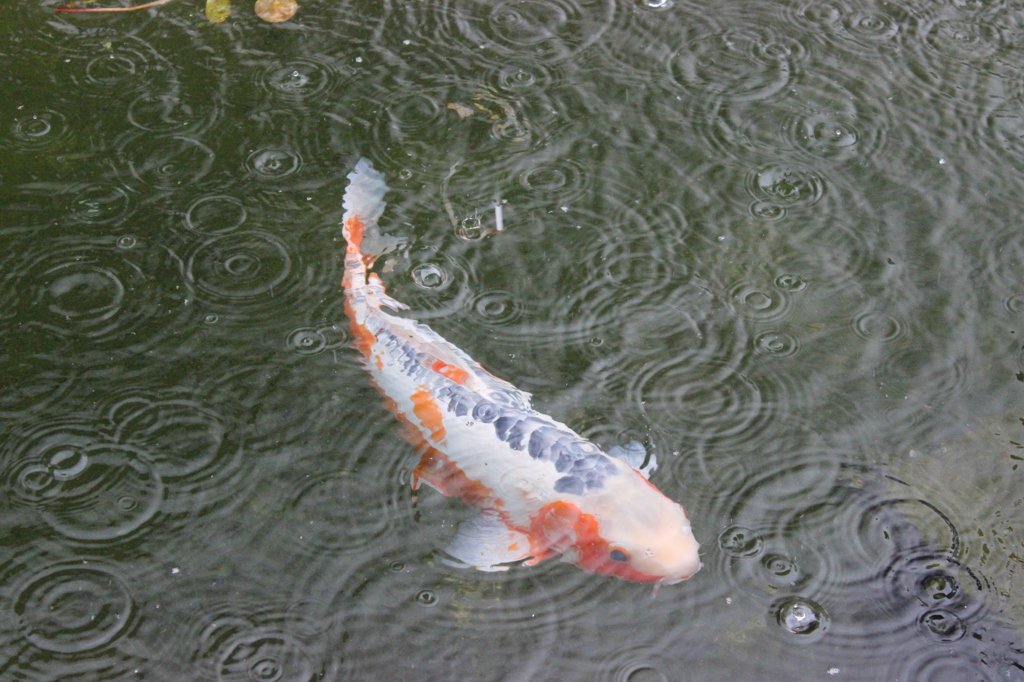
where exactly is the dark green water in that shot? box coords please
[2,0,1024,679]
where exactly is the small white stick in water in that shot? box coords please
[494,199,504,232]
[441,161,461,232]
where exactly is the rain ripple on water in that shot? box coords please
[13,562,134,654]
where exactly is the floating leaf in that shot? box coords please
[447,103,475,119]
[254,0,296,22]
[205,0,230,23]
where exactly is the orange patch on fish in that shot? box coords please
[410,389,447,442]
[430,359,469,385]
[414,447,494,507]
[344,297,377,358]
[344,215,365,251]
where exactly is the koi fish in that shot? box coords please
[341,158,701,586]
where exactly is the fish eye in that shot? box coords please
[609,547,630,562]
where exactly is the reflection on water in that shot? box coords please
[2,0,1024,679]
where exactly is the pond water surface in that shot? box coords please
[2,0,1024,680]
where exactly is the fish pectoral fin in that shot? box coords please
[608,440,657,479]
[522,548,559,566]
[444,509,534,571]
[378,293,410,311]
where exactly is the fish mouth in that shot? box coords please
[657,561,704,586]
[651,571,697,597]
[657,576,688,587]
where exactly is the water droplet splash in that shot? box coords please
[456,215,484,240]
[718,525,765,558]
[917,609,967,643]
[773,596,829,641]
[411,263,449,289]
[415,589,439,607]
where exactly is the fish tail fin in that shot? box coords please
[342,158,389,293]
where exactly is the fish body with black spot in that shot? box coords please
[340,158,701,586]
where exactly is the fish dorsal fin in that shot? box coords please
[444,509,534,571]
[608,440,657,479]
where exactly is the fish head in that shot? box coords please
[534,471,701,584]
